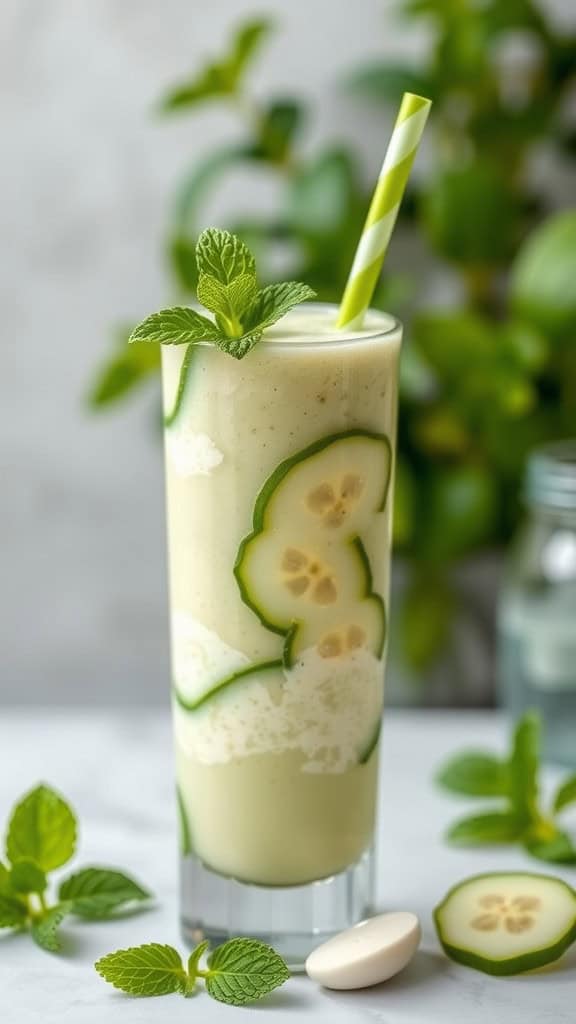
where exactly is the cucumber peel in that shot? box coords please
[434,871,576,976]
[164,344,197,426]
[173,659,282,712]
[177,786,193,856]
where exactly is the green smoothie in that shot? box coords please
[163,303,401,886]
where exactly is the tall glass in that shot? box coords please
[162,303,402,967]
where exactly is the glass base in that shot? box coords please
[180,848,374,970]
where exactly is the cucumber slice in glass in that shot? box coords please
[235,430,390,666]
[256,430,391,538]
[176,786,193,856]
[434,871,576,976]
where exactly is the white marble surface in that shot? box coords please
[0,709,574,1022]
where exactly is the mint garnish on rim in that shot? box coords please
[129,227,316,360]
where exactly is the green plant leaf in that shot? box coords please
[286,148,359,240]
[167,235,198,294]
[254,99,304,163]
[412,310,494,379]
[553,775,576,815]
[227,19,273,79]
[6,784,77,873]
[9,860,47,895]
[159,19,271,112]
[0,861,11,893]
[95,944,189,996]
[88,335,161,409]
[204,938,290,1006]
[0,893,28,929]
[508,711,540,829]
[196,228,256,285]
[436,754,509,797]
[129,307,222,346]
[392,457,417,548]
[171,146,255,236]
[398,572,454,671]
[421,163,519,265]
[31,904,71,952]
[59,867,151,920]
[446,811,523,845]
[510,211,576,340]
[244,281,316,332]
[344,62,436,104]
[418,466,498,562]
[524,830,576,866]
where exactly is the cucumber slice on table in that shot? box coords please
[434,872,576,976]
[235,431,391,667]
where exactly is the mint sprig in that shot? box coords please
[436,712,576,865]
[129,227,316,360]
[96,937,290,1006]
[0,783,152,952]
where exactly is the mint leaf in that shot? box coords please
[9,859,47,894]
[446,811,523,845]
[508,711,540,828]
[203,938,290,1006]
[129,229,315,361]
[31,904,71,952]
[196,228,255,284]
[0,893,28,929]
[129,307,221,347]
[213,329,264,360]
[0,862,10,893]
[553,774,576,815]
[95,944,189,996]
[524,830,576,865]
[436,753,509,797]
[198,272,258,334]
[6,784,77,872]
[59,867,151,920]
[187,939,209,985]
[244,281,316,332]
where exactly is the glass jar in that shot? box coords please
[498,442,576,766]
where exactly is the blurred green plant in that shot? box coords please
[89,5,576,679]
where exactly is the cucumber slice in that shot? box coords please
[174,659,282,712]
[434,871,576,976]
[164,344,197,426]
[171,612,250,708]
[253,431,391,538]
[173,651,381,770]
[235,431,390,666]
[285,591,386,665]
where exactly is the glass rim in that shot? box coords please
[258,302,402,349]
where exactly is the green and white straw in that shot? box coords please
[337,92,432,330]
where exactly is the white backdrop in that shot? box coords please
[0,0,571,704]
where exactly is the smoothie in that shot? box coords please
[163,304,401,887]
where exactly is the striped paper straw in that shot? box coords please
[337,92,432,330]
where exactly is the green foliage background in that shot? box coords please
[89,1,576,676]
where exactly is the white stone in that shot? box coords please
[306,912,420,990]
